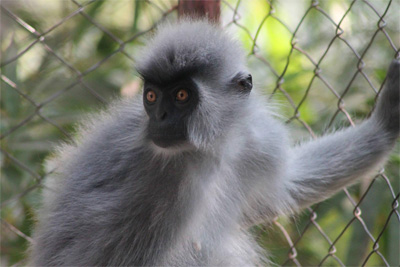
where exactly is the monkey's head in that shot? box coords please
[136,20,252,150]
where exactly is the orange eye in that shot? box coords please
[146,90,157,103]
[176,89,189,102]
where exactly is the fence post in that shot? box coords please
[178,0,221,23]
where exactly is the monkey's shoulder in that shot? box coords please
[224,106,289,180]
[44,98,149,190]
[245,106,289,154]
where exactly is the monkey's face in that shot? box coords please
[143,78,199,148]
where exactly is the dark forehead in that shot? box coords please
[144,76,197,92]
[136,41,220,85]
[137,50,208,86]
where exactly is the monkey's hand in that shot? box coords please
[372,59,400,137]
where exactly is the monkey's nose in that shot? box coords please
[156,110,167,121]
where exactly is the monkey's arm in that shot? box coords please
[286,60,399,209]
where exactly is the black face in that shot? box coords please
[143,79,199,148]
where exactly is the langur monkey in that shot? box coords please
[30,20,400,266]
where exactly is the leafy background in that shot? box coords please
[1,0,399,266]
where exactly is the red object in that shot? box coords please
[178,0,221,23]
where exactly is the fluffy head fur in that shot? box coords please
[136,20,246,86]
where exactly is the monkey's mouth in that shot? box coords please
[149,133,186,148]
[147,122,187,148]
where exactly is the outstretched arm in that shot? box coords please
[286,59,399,209]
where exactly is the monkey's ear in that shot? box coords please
[231,72,253,92]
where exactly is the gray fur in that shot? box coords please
[29,20,400,266]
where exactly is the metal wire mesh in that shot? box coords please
[1,0,399,266]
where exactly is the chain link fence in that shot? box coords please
[1,0,399,266]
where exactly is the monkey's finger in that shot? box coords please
[375,59,400,134]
